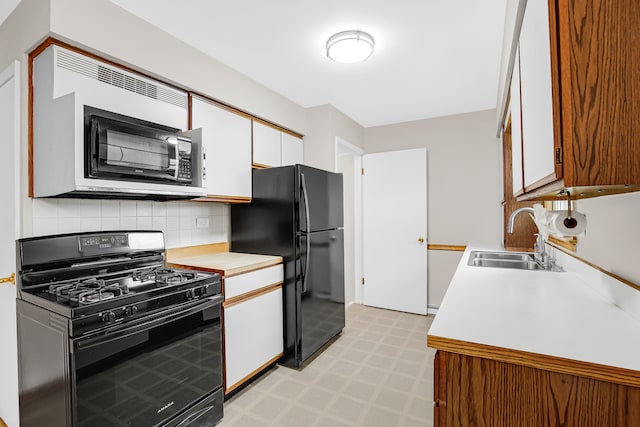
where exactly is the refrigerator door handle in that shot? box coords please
[300,172,311,233]
[300,173,311,293]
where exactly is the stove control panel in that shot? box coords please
[79,234,129,255]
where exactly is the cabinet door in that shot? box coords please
[433,350,447,427]
[281,133,303,166]
[224,287,283,393]
[518,0,556,189]
[510,46,524,196]
[252,121,281,167]
[191,97,252,198]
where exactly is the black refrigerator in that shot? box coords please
[231,164,345,368]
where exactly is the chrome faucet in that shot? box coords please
[507,207,553,269]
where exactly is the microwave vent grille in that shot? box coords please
[55,49,187,109]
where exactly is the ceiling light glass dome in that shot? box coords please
[326,30,375,64]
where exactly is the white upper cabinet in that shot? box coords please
[511,45,524,196]
[191,96,252,199]
[253,121,304,167]
[280,132,303,166]
[252,121,281,167]
[518,0,556,189]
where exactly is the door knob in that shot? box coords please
[418,237,425,244]
[0,272,15,285]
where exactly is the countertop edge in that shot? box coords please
[427,334,640,388]
[167,253,283,277]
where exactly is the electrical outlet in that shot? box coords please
[196,217,210,229]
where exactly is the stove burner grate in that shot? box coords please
[132,267,198,287]
[49,278,128,305]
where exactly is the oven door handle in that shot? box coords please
[74,295,223,352]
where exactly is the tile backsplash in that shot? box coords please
[31,199,229,248]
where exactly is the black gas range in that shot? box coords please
[16,231,224,427]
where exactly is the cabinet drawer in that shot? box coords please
[223,264,283,299]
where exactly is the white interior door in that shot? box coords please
[0,61,20,427]
[363,148,427,315]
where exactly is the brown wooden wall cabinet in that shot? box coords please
[433,350,640,426]
[502,119,537,251]
[510,0,640,201]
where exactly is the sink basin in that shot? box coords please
[469,251,534,262]
[468,258,544,270]
[467,251,563,272]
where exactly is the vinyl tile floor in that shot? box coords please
[220,303,435,427]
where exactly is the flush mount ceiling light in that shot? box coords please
[326,30,375,64]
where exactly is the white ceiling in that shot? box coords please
[1,0,508,128]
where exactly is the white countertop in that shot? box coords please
[427,245,640,373]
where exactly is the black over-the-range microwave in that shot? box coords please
[84,106,194,185]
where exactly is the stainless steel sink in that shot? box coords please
[469,251,534,262]
[467,251,563,272]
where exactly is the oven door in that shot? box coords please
[85,106,185,184]
[71,296,223,427]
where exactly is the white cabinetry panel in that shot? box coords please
[224,287,283,391]
[518,0,556,188]
[224,265,283,299]
[191,97,252,198]
[281,133,303,166]
[252,121,281,167]
[511,46,524,196]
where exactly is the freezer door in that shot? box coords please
[298,229,345,363]
[298,165,343,232]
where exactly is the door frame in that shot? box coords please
[0,59,21,427]
[335,137,364,305]
[0,60,20,240]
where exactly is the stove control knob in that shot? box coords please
[186,289,196,300]
[101,311,116,323]
[125,305,138,317]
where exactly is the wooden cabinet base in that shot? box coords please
[434,351,640,426]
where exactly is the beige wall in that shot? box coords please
[305,104,364,171]
[363,109,503,307]
[574,193,640,284]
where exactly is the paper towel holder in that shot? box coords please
[563,191,578,229]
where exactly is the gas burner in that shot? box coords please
[49,279,128,305]
[132,267,198,287]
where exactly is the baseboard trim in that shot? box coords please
[427,305,439,315]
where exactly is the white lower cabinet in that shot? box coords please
[223,265,284,394]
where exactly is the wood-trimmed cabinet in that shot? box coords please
[190,95,252,202]
[252,121,303,168]
[433,350,640,426]
[502,115,537,252]
[222,264,284,395]
[509,0,640,201]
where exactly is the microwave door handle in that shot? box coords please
[90,117,100,163]
[202,146,206,182]
[171,137,180,179]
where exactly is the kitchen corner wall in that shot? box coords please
[573,192,640,285]
[305,104,364,170]
[30,199,229,248]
